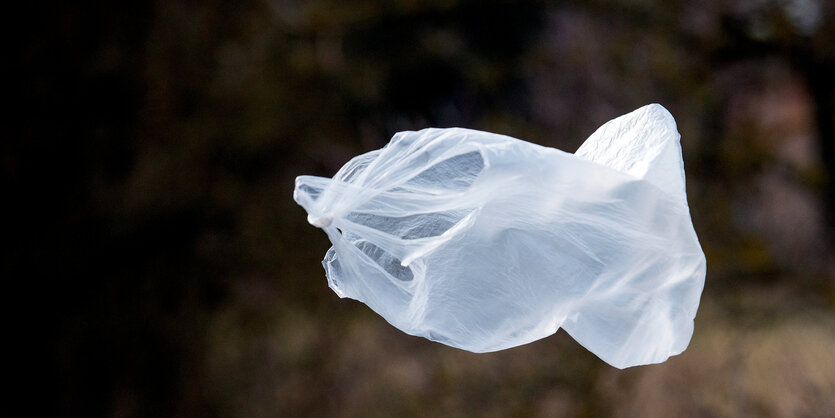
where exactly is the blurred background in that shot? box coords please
[8,0,835,416]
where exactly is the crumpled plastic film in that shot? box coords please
[293,104,706,368]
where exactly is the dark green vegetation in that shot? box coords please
[8,1,834,416]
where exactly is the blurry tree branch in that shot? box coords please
[710,9,835,249]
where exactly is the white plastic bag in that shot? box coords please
[294,104,705,368]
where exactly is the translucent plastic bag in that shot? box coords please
[293,104,705,368]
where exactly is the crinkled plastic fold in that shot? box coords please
[294,104,706,368]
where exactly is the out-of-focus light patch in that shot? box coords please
[782,0,821,35]
[756,74,817,171]
[269,0,309,30]
[736,170,826,267]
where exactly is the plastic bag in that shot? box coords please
[293,104,705,368]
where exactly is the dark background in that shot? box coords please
[8,0,834,416]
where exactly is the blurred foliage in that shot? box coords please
[7,0,834,416]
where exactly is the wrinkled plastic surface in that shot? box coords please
[294,104,706,368]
